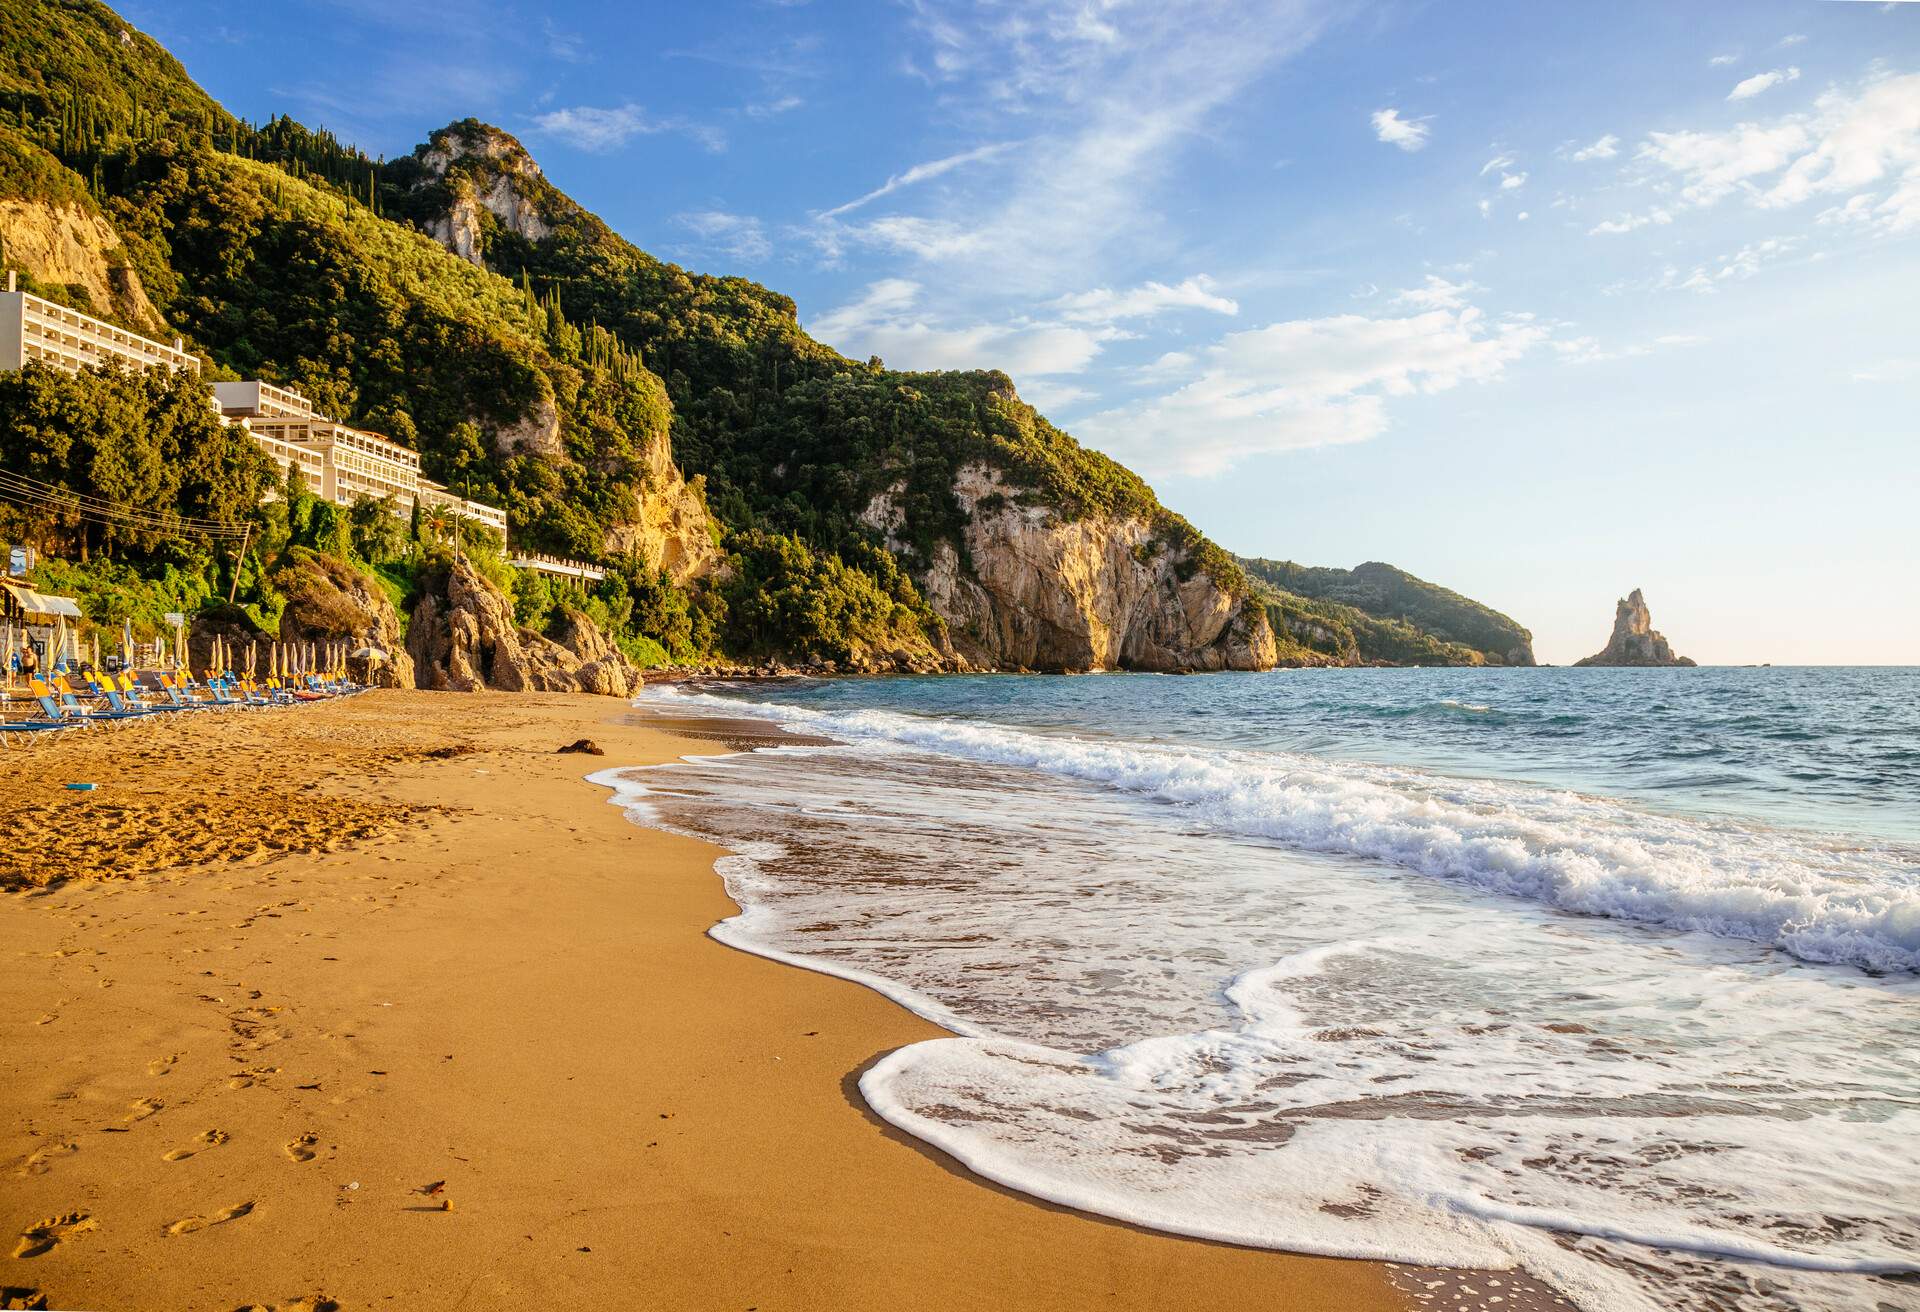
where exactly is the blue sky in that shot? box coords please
[126,0,1920,664]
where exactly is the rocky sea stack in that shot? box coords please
[1574,589,1696,667]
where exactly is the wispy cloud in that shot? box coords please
[744,95,805,120]
[543,18,588,63]
[1622,70,1920,234]
[808,278,1121,377]
[1589,208,1673,236]
[801,0,1337,293]
[531,103,725,153]
[1373,107,1432,152]
[819,142,1015,219]
[1568,133,1620,162]
[1051,276,1238,323]
[676,210,772,263]
[1074,287,1549,477]
[1729,65,1801,101]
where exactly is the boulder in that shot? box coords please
[408,556,642,696]
[272,548,416,689]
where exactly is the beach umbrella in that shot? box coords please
[122,618,133,669]
[350,645,386,662]
[91,632,100,670]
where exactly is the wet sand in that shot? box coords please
[0,689,1413,1311]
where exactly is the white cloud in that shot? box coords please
[1640,121,1812,205]
[1394,275,1479,309]
[1018,379,1096,411]
[1710,53,1740,67]
[1729,65,1802,101]
[841,215,991,260]
[1850,358,1920,383]
[1631,71,1920,233]
[1650,237,1803,294]
[1569,133,1620,162]
[1480,152,1516,176]
[1373,107,1432,151]
[1589,207,1673,235]
[1500,171,1528,190]
[819,142,1014,218]
[843,0,1331,291]
[543,18,588,63]
[1779,33,1807,48]
[1074,294,1548,477]
[745,95,805,119]
[532,103,724,152]
[676,210,771,262]
[1051,276,1238,323]
[808,279,1116,377]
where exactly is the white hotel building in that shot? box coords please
[1,275,509,543]
[0,274,198,376]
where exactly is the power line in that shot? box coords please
[0,468,249,535]
[0,472,252,541]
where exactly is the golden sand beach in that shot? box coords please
[0,691,1415,1312]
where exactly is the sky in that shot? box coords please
[123,0,1920,664]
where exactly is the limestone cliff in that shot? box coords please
[1574,589,1696,667]
[408,556,642,696]
[0,197,166,334]
[863,464,1275,673]
[398,121,719,583]
[409,121,552,269]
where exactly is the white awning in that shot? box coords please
[1,581,83,619]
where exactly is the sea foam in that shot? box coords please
[605,682,1920,1311]
[645,687,1920,974]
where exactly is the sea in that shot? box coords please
[598,666,1920,1312]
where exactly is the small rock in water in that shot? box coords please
[556,739,605,756]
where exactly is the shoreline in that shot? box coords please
[1,690,1411,1311]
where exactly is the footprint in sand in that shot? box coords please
[282,1134,320,1163]
[163,1130,230,1163]
[230,1298,338,1312]
[165,1201,254,1236]
[123,1097,164,1124]
[15,1143,77,1177]
[148,1053,179,1077]
[228,1066,279,1090]
[1,1286,50,1310]
[12,1212,95,1259]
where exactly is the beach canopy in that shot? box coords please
[1,581,82,619]
[350,645,387,662]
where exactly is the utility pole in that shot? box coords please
[227,524,252,604]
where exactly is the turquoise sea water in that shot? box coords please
[606,667,1920,1312]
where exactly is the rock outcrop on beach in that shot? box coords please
[407,556,642,696]
[273,549,416,689]
[1574,589,1696,667]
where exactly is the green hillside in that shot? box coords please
[1239,557,1535,667]
[0,0,1525,673]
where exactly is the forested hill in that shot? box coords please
[1239,557,1536,667]
[0,0,1520,673]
